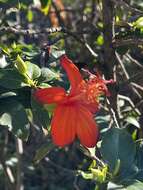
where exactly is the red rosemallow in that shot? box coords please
[34,55,113,147]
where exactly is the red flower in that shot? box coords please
[34,55,113,147]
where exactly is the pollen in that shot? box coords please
[90,89,95,93]
[79,76,109,104]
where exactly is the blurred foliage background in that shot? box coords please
[0,0,143,190]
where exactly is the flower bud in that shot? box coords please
[16,55,27,74]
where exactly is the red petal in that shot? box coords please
[60,55,83,94]
[51,104,76,147]
[34,87,66,104]
[76,105,99,147]
[82,102,99,114]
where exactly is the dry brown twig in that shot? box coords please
[16,138,24,190]
[113,38,143,48]
[111,0,143,14]
[115,52,142,99]
[0,129,15,190]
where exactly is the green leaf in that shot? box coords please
[31,96,50,129]
[40,0,52,15]
[101,128,136,172]
[39,68,60,83]
[0,92,17,99]
[27,9,33,22]
[0,55,8,68]
[16,54,28,74]
[108,180,143,190]
[125,117,140,128]
[33,143,55,164]
[136,142,143,169]
[125,180,143,190]
[133,17,143,29]
[134,142,143,181]
[38,83,51,88]
[0,69,27,89]
[48,47,65,63]
[0,100,30,140]
[40,0,50,8]
[0,0,8,2]
[0,113,12,126]
[26,61,41,80]
[107,182,125,190]
[96,35,104,46]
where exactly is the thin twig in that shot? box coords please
[73,176,80,190]
[118,94,141,116]
[44,157,77,175]
[0,162,15,190]
[0,25,99,57]
[115,52,129,79]
[106,98,120,128]
[0,128,15,190]
[119,71,143,86]
[115,51,142,99]
[16,138,24,190]
[135,99,143,109]
[126,53,143,69]
[63,28,98,57]
[0,26,63,35]
[113,38,143,48]
[131,82,143,92]
[111,0,143,14]
[92,154,106,167]
[84,42,98,57]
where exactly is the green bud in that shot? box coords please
[16,55,27,74]
[79,171,93,180]
[12,42,17,49]
[91,165,108,183]
[89,160,96,170]
[91,168,104,183]
[113,159,120,176]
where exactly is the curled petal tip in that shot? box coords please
[109,79,116,84]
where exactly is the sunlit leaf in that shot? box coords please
[40,0,52,15]
[133,17,143,29]
[38,67,60,83]
[27,9,33,22]
[26,61,41,79]
[0,55,8,68]
[125,117,140,128]
[107,182,125,190]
